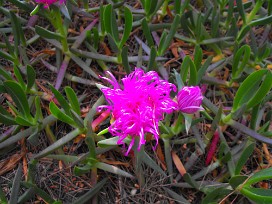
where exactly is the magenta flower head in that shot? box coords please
[98,68,177,155]
[35,0,65,8]
[177,86,204,114]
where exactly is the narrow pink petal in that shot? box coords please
[126,137,135,156]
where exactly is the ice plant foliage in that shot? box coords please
[177,86,203,114]
[35,0,65,8]
[98,68,177,155]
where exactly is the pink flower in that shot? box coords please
[177,86,204,114]
[35,0,65,8]
[98,68,177,155]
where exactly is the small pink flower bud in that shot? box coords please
[177,86,203,114]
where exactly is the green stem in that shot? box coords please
[134,137,145,187]
[50,7,69,52]
[163,138,173,183]
[222,113,233,124]
[117,52,122,64]
[86,126,97,159]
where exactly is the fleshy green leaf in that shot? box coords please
[246,71,272,109]
[0,50,14,62]
[232,70,267,111]
[59,4,71,20]
[99,5,105,35]
[26,65,36,91]
[142,150,166,176]
[236,0,246,24]
[210,8,219,37]
[97,136,121,148]
[180,56,190,82]
[188,59,197,86]
[3,33,14,55]
[103,4,119,44]
[244,167,272,187]
[97,127,109,136]
[70,109,84,128]
[147,46,157,71]
[194,45,203,70]
[10,11,26,47]
[50,85,71,116]
[235,141,255,175]
[149,0,164,18]
[34,96,42,122]
[229,175,248,189]
[237,15,272,42]
[92,27,99,50]
[0,106,17,125]
[231,103,247,120]
[46,154,78,163]
[158,14,181,56]
[9,163,22,204]
[173,69,184,91]
[232,45,251,79]
[201,187,232,204]
[0,67,13,81]
[4,81,31,118]
[96,162,134,178]
[13,66,26,89]
[183,173,199,189]
[197,56,212,84]
[163,187,190,204]
[35,128,82,159]
[141,18,154,47]
[15,115,34,126]
[70,54,99,79]
[119,6,132,48]
[49,102,75,126]
[174,0,181,14]
[27,126,39,145]
[240,187,272,204]
[184,113,193,134]
[121,46,131,74]
[211,106,222,131]
[64,86,81,115]
[157,30,167,56]
[35,25,64,41]
[74,164,92,176]
[195,14,203,43]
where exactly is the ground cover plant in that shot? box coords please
[0,0,272,203]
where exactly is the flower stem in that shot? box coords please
[54,55,71,90]
[163,138,173,183]
[133,137,145,187]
